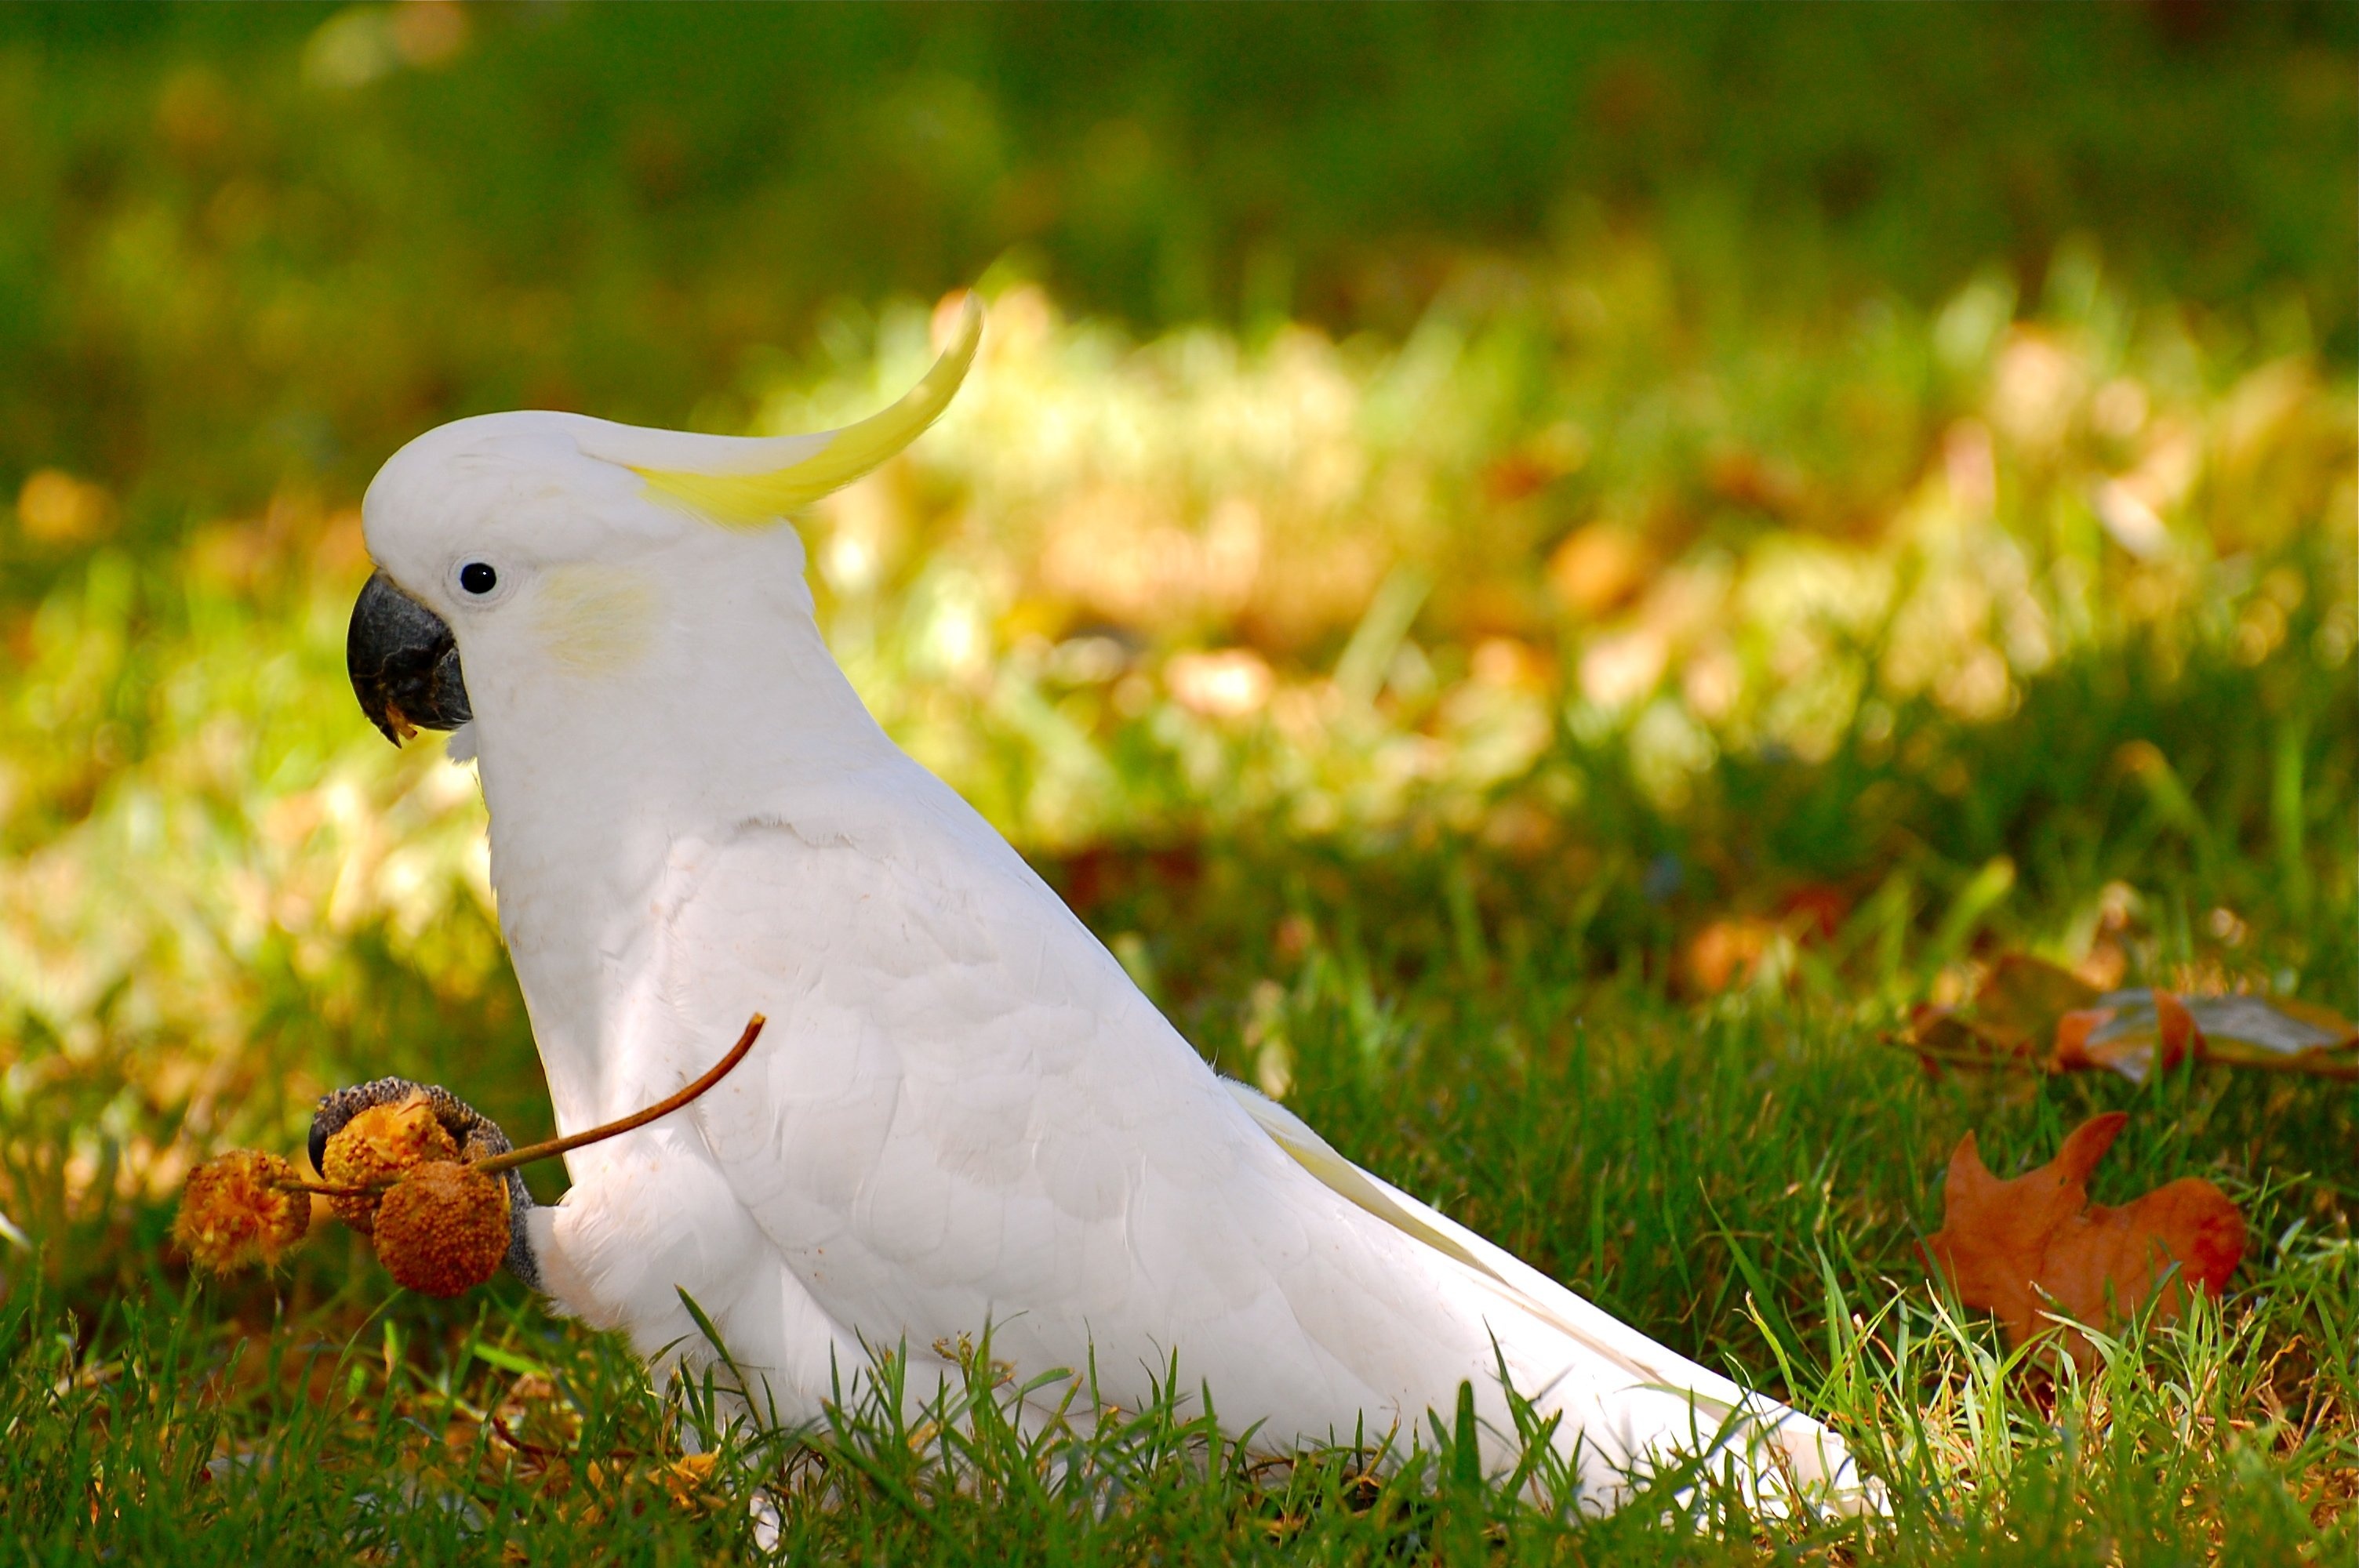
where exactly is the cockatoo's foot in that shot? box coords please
[308,1077,543,1291]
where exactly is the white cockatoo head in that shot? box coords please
[346,298,981,768]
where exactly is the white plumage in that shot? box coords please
[353,303,1873,1513]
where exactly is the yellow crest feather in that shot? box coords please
[635,296,983,528]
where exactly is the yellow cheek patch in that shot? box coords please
[529,565,660,673]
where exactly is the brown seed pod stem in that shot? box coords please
[475,1012,766,1175]
[286,1013,766,1195]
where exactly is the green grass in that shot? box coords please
[6,973,2354,1563]
[1,6,2354,1563]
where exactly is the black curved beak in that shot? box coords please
[348,568,472,745]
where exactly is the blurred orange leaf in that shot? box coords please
[1774,884,1848,945]
[1922,1112,2245,1366]
[1545,524,1656,617]
[1685,916,1776,993]
[1684,885,1847,994]
[1899,953,2358,1083]
[2052,990,2203,1080]
[15,469,115,545]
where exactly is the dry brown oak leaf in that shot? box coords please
[1922,1111,2245,1364]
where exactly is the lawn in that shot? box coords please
[1,6,2354,1563]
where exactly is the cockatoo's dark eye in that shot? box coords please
[459,562,498,596]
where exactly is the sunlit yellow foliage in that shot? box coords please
[0,249,2350,1283]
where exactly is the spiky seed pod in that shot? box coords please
[372,1160,510,1298]
[175,1149,310,1273]
[320,1095,459,1235]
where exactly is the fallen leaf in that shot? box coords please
[2052,990,2205,1082]
[2169,993,2357,1070]
[1545,524,1656,617]
[1482,451,1559,505]
[15,469,116,545]
[1685,916,1776,993]
[1706,448,1806,517]
[1896,953,2359,1083]
[1685,890,1845,994]
[1905,1003,2035,1080]
[2052,989,2359,1082]
[660,1451,723,1512]
[1975,953,2100,1041]
[1922,1112,2245,1367]
[1775,883,1849,943]
[1900,954,2093,1071]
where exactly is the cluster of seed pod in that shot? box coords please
[323,1096,514,1295]
[172,1014,763,1301]
[175,1094,511,1298]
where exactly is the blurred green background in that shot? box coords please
[0,1,2352,1313]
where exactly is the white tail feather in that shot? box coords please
[1222,1079,1885,1515]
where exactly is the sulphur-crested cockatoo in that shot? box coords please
[318,299,1871,1513]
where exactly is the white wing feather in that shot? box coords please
[623,759,1864,1508]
